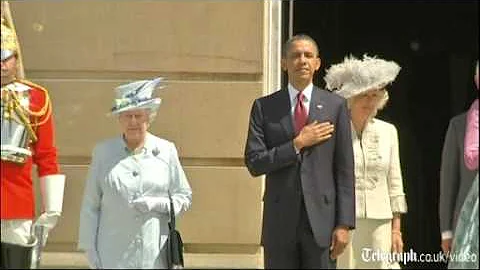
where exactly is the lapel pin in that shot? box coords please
[316,104,323,109]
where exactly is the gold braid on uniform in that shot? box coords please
[17,79,52,127]
[1,80,52,143]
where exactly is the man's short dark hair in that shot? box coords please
[282,34,320,58]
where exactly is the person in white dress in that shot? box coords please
[78,78,192,269]
[324,55,408,269]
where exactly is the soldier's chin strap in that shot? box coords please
[30,174,66,269]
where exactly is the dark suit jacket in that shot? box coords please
[244,86,355,249]
[439,113,478,235]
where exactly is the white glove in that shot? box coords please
[40,174,66,213]
[34,211,60,229]
[86,249,101,269]
[32,211,60,246]
[131,196,170,214]
[33,174,65,246]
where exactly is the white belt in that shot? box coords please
[1,219,36,246]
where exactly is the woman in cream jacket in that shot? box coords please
[324,55,408,269]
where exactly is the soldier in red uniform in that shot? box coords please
[1,11,66,269]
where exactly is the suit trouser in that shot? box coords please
[264,197,336,269]
[1,242,34,269]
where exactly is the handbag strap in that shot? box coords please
[168,191,176,229]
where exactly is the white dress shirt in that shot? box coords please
[288,83,313,154]
[288,83,313,117]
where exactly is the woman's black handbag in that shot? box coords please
[166,193,184,269]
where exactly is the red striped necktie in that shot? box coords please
[294,92,308,135]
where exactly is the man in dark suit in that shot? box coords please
[439,90,479,255]
[244,34,355,269]
[439,61,479,255]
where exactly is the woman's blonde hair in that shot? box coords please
[347,88,389,119]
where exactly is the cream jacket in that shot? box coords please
[352,118,407,219]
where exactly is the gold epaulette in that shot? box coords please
[14,79,52,126]
[16,79,49,93]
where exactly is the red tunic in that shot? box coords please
[1,80,60,219]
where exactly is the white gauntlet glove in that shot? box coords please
[34,212,60,229]
[131,196,170,214]
[32,212,60,246]
[33,174,66,246]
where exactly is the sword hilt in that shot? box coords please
[30,224,48,269]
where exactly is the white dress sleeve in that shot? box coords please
[168,142,193,217]
[387,125,408,214]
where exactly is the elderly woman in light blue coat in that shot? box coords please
[78,78,192,269]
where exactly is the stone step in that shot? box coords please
[39,251,264,269]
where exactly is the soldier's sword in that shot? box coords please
[30,224,46,269]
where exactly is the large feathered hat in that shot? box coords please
[110,77,165,115]
[324,54,401,108]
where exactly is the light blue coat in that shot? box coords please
[78,133,192,269]
[449,173,479,269]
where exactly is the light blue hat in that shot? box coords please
[110,77,165,115]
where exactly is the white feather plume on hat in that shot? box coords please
[324,54,401,109]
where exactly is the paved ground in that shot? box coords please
[39,251,264,269]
